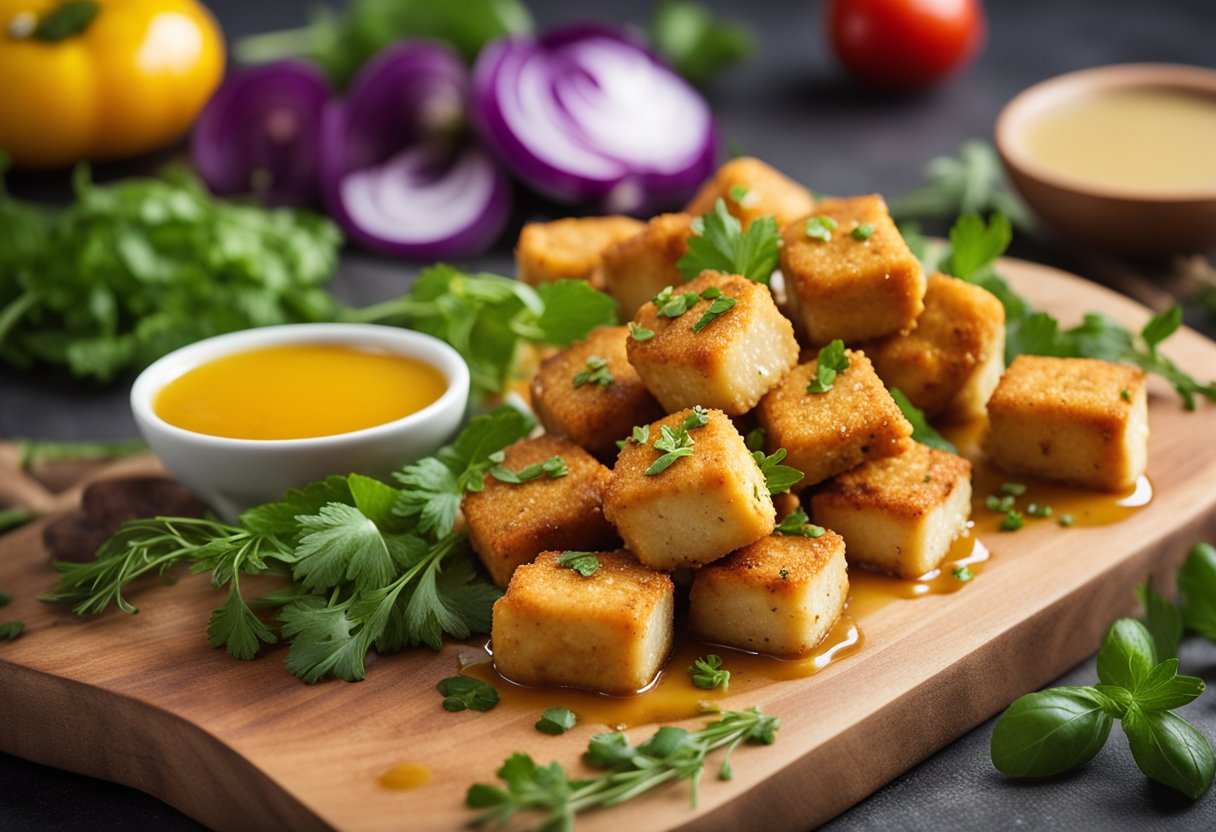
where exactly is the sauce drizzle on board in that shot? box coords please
[455,418,1154,729]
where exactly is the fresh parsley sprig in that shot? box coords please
[677,198,780,285]
[806,340,849,394]
[467,706,780,829]
[688,654,730,690]
[774,507,825,538]
[890,389,957,453]
[42,408,531,683]
[991,616,1214,799]
[752,448,803,495]
[536,707,578,735]
[692,287,737,333]
[557,551,601,577]
[645,407,711,476]
[573,356,613,388]
[438,676,500,712]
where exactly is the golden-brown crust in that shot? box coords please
[864,274,1006,418]
[779,194,925,345]
[694,531,846,596]
[502,550,674,622]
[530,326,664,460]
[600,213,695,318]
[756,349,915,488]
[515,216,645,286]
[811,444,972,520]
[685,157,815,229]
[985,355,1145,429]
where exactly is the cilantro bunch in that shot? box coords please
[468,706,780,830]
[40,408,534,684]
[0,165,341,382]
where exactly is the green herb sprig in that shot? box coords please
[677,199,780,285]
[889,389,957,453]
[536,707,578,735]
[438,676,500,712]
[752,448,803,495]
[573,356,613,388]
[644,407,710,476]
[804,215,838,242]
[489,454,568,484]
[688,654,730,690]
[806,340,849,394]
[557,551,601,577]
[650,1,754,87]
[774,507,825,538]
[467,706,780,829]
[41,408,532,684]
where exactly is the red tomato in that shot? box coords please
[827,0,986,91]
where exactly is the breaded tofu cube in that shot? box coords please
[603,407,775,570]
[464,435,618,587]
[685,157,816,230]
[865,273,1006,421]
[516,216,645,287]
[530,326,664,460]
[811,443,972,579]
[689,531,849,656]
[780,195,926,344]
[600,213,695,319]
[756,349,914,488]
[626,271,800,415]
[491,550,674,694]
[983,356,1148,491]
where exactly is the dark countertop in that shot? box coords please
[2,0,1215,829]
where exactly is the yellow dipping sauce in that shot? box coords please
[1021,88,1216,193]
[155,343,447,440]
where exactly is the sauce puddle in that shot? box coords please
[378,762,433,791]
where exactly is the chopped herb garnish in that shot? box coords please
[1027,502,1053,518]
[1121,388,1132,402]
[573,355,613,388]
[1000,510,1025,532]
[683,406,711,429]
[628,322,655,341]
[618,423,652,450]
[890,388,958,453]
[851,223,875,241]
[646,426,696,475]
[693,292,737,333]
[1059,514,1075,527]
[688,654,730,690]
[0,620,24,641]
[744,427,766,452]
[728,184,750,203]
[535,707,578,735]
[804,215,839,242]
[653,286,703,318]
[806,340,849,394]
[557,551,601,577]
[953,565,974,582]
[752,448,804,495]
[774,507,825,538]
[489,455,568,484]
[1001,482,1028,496]
[923,475,933,483]
[677,198,780,285]
[778,568,789,580]
[986,494,1016,513]
[437,676,500,712]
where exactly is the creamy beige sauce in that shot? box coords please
[1021,88,1216,193]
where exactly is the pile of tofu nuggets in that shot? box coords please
[467,158,1150,696]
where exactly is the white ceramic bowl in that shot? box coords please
[131,323,470,520]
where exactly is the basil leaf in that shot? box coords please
[1132,660,1206,712]
[990,687,1113,777]
[1122,708,1216,800]
[1179,543,1216,643]
[1095,618,1156,690]
[1137,579,1183,662]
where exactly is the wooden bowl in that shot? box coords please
[995,64,1216,258]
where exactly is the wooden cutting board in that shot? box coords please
[2,259,1216,832]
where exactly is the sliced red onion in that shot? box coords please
[472,23,717,214]
[192,61,330,206]
[322,42,511,259]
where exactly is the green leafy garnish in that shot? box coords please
[628,322,655,342]
[953,566,974,582]
[806,340,849,394]
[0,508,32,534]
[0,591,9,608]
[774,507,825,538]
[467,707,780,828]
[1026,502,1053,518]
[1138,578,1183,663]
[1001,482,1027,496]
[557,551,601,577]
[573,355,613,388]
[644,408,709,476]
[992,616,1213,799]
[41,411,527,683]
[692,291,737,333]
[28,0,100,42]
[889,139,1033,230]
[653,286,703,318]
[617,424,652,451]
[999,510,1024,532]
[688,654,730,690]
[890,388,958,453]
[650,0,754,87]
[851,223,875,241]
[743,427,766,452]
[1058,514,1075,527]
[536,707,578,736]
[677,198,780,285]
[0,620,23,641]
[986,495,1015,513]
[804,215,839,242]
[1179,543,1216,642]
[728,184,751,204]
[438,676,501,713]
[752,448,803,495]
[489,455,568,485]
[13,437,146,470]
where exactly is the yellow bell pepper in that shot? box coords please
[0,0,225,169]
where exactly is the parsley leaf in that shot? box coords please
[752,448,803,495]
[573,355,613,388]
[693,293,737,333]
[292,503,419,592]
[804,215,838,242]
[889,139,1033,229]
[688,654,730,690]
[806,340,849,394]
[535,707,578,735]
[0,620,23,641]
[437,676,500,712]
[650,0,754,87]
[744,427,766,452]
[890,389,958,453]
[952,566,974,582]
[489,455,568,484]
[852,223,875,241]
[628,322,655,341]
[774,507,825,538]
[557,551,601,577]
[653,286,703,318]
[677,198,780,285]
[646,424,697,475]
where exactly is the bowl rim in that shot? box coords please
[995,62,1216,204]
[130,323,470,451]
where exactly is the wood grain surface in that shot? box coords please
[2,259,1215,832]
